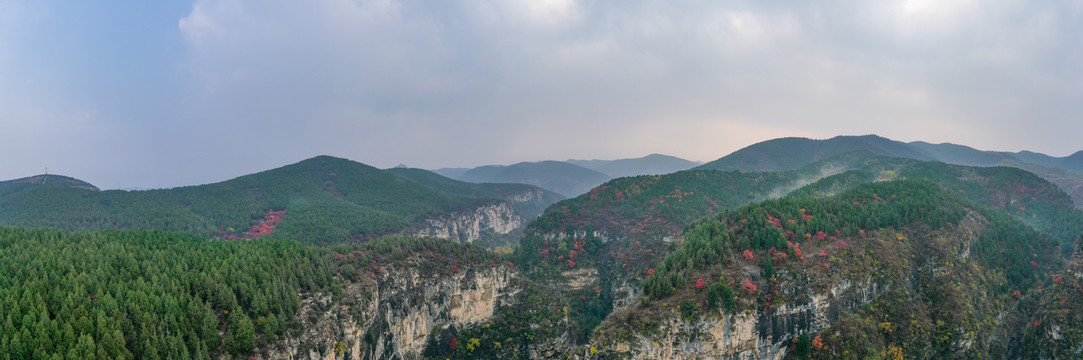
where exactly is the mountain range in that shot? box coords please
[508,145,1083,359]
[0,155,561,246]
[700,134,1082,173]
[2,135,1083,359]
[698,134,1083,208]
[433,154,701,197]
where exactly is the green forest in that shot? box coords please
[0,226,335,359]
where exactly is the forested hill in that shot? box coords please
[696,135,931,172]
[450,160,612,198]
[594,179,1066,358]
[697,135,1083,209]
[566,153,701,179]
[0,174,100,194]
[0,156,560,245]
[512,154,1083,329]
[435,154,701,198]
[525,155,1082,249]
[699,135,1083,175]
[0,225,511,358]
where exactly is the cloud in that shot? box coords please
[174,0,1083,168]
[4,0,1082,188]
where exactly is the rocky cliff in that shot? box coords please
[258,265,520,360]
[596,278,884,360]
[404,189,558,246]
[405,202,522,243]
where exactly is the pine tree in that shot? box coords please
[226,308,255,355]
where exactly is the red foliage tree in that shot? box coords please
[741,279,757,293]
[834,240,850,250]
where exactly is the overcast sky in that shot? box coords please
[2,0,1082,189]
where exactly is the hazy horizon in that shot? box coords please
[6,134,1080,191]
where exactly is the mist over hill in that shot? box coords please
[697,135,1083,209]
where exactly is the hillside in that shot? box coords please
[0,156,559,246]
[496,154,1083,358]
[434,155,700,198]
[453,160,612,198]
[907,141,1014,166]
[0,225,522,359]
[566,153,701,178]
[696,135,931,172]
[0,174,100,194]
[526,155,1083,252]
[0,226,336,358]
[697,135,1083,209]
[592,180,1064,358]
[1061,151,1083,173]
[384,167,564,219]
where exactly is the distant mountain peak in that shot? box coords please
[565,153,701,179]
[697,134,931,172]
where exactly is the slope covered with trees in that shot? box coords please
[595,180,1065,358]
[0,175,100,194]
[697,135,1083,210]
[0,156,559,245]
[500,154,1083,358]
[696,135,931,172]
[0,226,335,358]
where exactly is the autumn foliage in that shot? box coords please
[741,278,757,293]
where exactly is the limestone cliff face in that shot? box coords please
[259,265,520,360]
[405,189,557,244]
[599,279,884,360]
[406,202,522,243]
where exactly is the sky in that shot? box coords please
[2,0,1082,189]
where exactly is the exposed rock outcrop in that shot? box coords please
[405,202,522,243]
[260,265,520,360]
[600,279,884,360]
[404,189,558,244]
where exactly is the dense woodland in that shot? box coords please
[643,180,1057,300]
[0,227,334,359]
